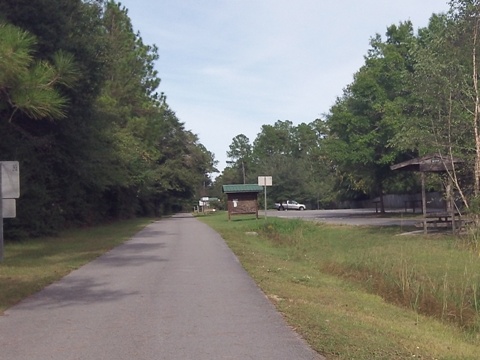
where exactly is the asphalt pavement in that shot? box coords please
[266,208,420,228]
[0,214,322,360]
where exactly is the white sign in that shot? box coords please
[2,199,16,218]
[1,161,20,199]
[258,176,272,186]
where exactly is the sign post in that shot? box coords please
[0,166,3,262]
[1,161,20,262]
[258,176,272,220]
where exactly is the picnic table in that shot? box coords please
[416,212,459,229]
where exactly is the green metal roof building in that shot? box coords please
[222,184,263,219]
[222,184,263,193]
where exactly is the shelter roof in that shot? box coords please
[390,154,463,173]
[222,184,263,193]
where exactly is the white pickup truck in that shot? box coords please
[275,200,306,211]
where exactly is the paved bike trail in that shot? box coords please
[0,214,323,360]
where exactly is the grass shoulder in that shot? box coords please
[197,211,480,360]
[0,217,155,314]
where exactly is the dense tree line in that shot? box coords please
[217,0,480,212]
[1,0,216,238]
[4,0,480,235]
[215,119,334,210]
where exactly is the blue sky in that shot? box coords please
[118,0,451,173]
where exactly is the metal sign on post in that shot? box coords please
[1,161,20,199]
[2,199,16,218]
[1,161,20,262]
[258,176,272,220]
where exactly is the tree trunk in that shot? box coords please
[472,16,480,197]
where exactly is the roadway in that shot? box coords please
[0,214,322,360]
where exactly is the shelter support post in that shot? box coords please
[447,177,455,233]
[421,172,427,235]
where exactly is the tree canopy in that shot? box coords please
[5,0,480,234]
[1,0,215,238]
[216,1,480,213]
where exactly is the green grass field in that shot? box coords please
[198,212,480,360]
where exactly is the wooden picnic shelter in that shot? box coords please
[391,154,464,234]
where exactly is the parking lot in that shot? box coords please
[265,208,420,228]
